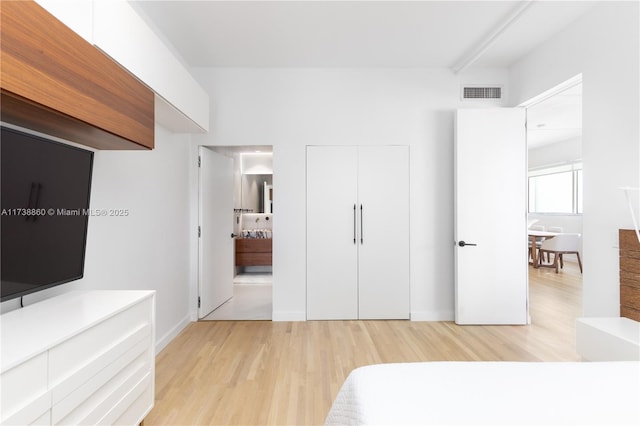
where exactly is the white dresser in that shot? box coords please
[0,290,155,425]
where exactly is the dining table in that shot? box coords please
[528,230,560,268]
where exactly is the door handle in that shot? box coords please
[231,233,237,238]
[353,204,356,244]
[458,240,477,247]
[360,204,364,244]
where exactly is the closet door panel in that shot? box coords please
[358,146,410,319]
[306,146,359,320]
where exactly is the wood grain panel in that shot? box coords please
[620,285,640,310]
[235,239,272,266]
[619,229,640,321]
[620,271,640,288]
[235,252,272,266]
[235,238,273,266]
[235,239,272,253]
[0,91,147,150]
[620,257,640,275]
[620,229,640,251]
[0,1,154,150]
[621,306,640,322]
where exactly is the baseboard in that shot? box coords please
[155,314,192,354]
[272,311,306,321]
[411,310,455,321]
[273,311,455,321]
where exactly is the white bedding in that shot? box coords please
[325,361,640,426]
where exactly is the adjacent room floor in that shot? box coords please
[202,272,272,321]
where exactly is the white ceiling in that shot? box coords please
[133,0,596,69]
[527,83,582,149]
[133,1,589,149]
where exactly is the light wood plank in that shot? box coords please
[146,263,582,425]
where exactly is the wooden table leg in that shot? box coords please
[530,235,538,267]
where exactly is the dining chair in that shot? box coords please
[538,233,582,273]
[545,227,564,264]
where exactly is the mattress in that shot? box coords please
[325,361,640,426]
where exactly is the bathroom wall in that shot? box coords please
[241,213,273,231]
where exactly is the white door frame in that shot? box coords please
[196,145,274,320]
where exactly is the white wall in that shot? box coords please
[528,136,582,170]
[84,125,193,351]
[241,153,273,174]
[528,215,582,236]
[511,1,640,316]
[190,67,508,321]
[1,125,193,353]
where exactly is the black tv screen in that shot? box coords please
[1,126,93,302]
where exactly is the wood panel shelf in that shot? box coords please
[0,0,154,150]
[620,229,640,321]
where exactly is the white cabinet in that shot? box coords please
[576,317,640,361]
[92,0,209,133]
[34,0,93,43]
[33,0,209,134]
[0,290,155,425]
[306,146,410,320]
[307,146,359,320]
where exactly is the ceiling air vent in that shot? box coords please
[461,86,502,100]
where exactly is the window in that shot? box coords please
[528,163,582,214]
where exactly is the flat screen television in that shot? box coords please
[1,126,94,302]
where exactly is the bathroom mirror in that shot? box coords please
[241,174,273,213]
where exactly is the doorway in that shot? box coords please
[523,76,583,323]
[200,146,273,320]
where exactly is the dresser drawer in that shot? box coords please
[49,297,153,386]
[235,238,272,253]
[0,353,49,425]
[52,349,151,425]
[236,252,273,266]
[51,324,152,406]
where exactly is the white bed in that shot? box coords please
[325,361,640,426]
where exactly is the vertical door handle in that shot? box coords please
[353,204,356,244]
[360,204,364,244]
[26,182,37,221]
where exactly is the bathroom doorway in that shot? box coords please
[202,146,273,320]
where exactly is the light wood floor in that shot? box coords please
[145,263,582,425]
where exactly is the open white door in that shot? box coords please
[199,147,234,318]
[455,108,528,325]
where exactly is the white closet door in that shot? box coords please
[307,146,359,320]
[358,146,410,319]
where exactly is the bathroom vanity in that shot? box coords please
[235,238,272,266]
